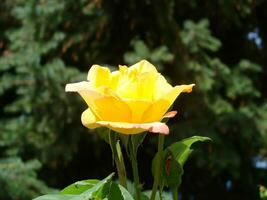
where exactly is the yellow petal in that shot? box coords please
[81,108,100,129]
[153,74,173,100]
[65,81,132,122]
[165,84,195,102]
[142,84,195,122]
[95,121,169,135]
[137,72,158,100]
[79,89,132,122]
[119,65,128,73]
[109,71,120,90]
[116,78,139,99]
[129,60,157,73]
[124,99,152,123]
[116,67,158,100]
[87,65,111,87]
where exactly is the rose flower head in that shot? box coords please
[66,60,194,135]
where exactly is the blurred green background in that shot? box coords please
[1,0,267,199]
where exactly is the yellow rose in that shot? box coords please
[65,60,194,135]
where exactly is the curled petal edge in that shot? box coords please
[65,81,91,92]
[94,121,169,135]
[162,111,177,119]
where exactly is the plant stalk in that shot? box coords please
[150,134,165,200]
[129,138,142,200]
[171,187,178,200]
[109,130,127,188]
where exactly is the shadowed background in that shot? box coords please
[0,0,267,199]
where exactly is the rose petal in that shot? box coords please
[146,122,169,135]
[87,65,111,87]
[65,82,132,122]
[129,60,157,73]
[65,81,91,92]
[95,121,169,135]
[123,99,152,122]
[162,111,178,119]
[81,108,100,129]
[142,84,195,122]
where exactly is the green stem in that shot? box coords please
[171,187,178,200]
[150,134,165,200]
[109,130,127,188]
[129,137,141,200]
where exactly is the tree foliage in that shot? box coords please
[0,0,267,199]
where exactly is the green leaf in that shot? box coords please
[34,184,134,200]
[143,190,172,200]
[34,173,114,200]
[60,179,99,195]
[140,193,150,200]
[152,136,211,190]
[167,136,211,166]
[164,136,211,188]
[33,194,76,200]
[107,182,134,200]
[107,182,124,200]
[118,185,135,200]
[81,172,114,198]
[93,179,111,199]
[164,156,183,188]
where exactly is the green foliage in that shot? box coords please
[164,137,211,187]
[167,136,211,166]
[152,136,211,191]
[0,0,86,199]
[130,133,147,156]
[0,0,267,199]
[260,186,267,200]
[34,173,134,200]
[143,191,171,200]
[124,40,174,70]
[0,157,52,200]
[181,19,221,53]
[60,179,100,195]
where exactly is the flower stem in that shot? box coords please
[109,130,127,188]
[171,187,178,200]
[150,134,165,200]
[129,137,142,200]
